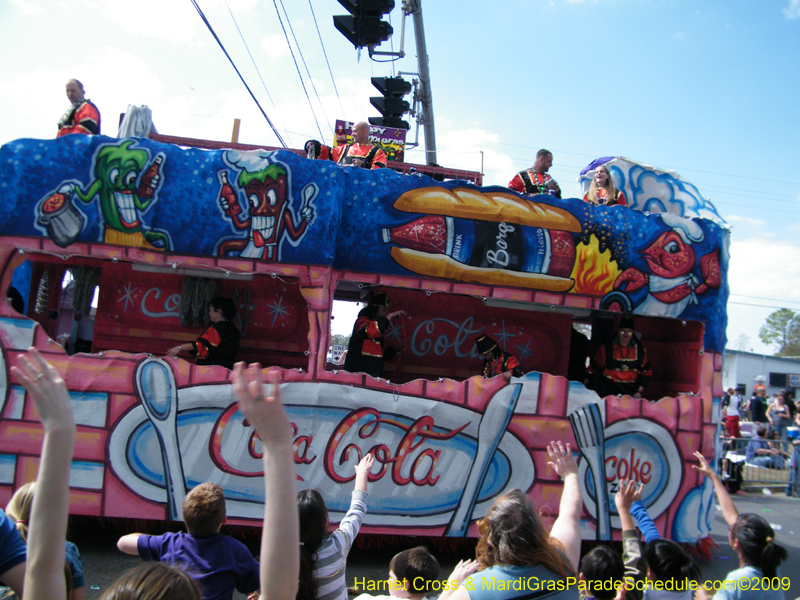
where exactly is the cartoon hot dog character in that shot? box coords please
[383,187,581,292]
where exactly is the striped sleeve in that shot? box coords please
[313,490,368,600]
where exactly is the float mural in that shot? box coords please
[0,136,728,544]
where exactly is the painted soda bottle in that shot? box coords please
[137,154,163,200]
[218,171,241,216]
[382,215,575,278]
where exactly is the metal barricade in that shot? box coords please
[721,436,799,493]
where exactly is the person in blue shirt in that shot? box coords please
[0,508,27,597]
[745,427,785,468]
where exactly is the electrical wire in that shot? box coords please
[278,0,332,137]
[224,0,276,109]
[189,0,287,148]
[307,0,347,122]
[270,0,325,140]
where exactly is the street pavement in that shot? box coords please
[72,491,800,599]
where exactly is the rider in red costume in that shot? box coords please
[305,121,387,170]
[57,79,101,138]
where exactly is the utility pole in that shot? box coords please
[335,0,437,164]
[406,0,437,165]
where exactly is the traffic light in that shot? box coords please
[333,0,394,49]
[369,76,412,129]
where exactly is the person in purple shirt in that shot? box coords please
[117,482,259,600]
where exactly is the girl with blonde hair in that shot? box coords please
[584,165,627,206]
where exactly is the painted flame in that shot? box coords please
[569,235,621,296]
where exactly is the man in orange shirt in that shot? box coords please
[56,79,101,138]
[305,121,387,170]
[508,149,561,198]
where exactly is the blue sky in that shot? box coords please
[1,0,798,352]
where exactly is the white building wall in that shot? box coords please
[723,350,800,397]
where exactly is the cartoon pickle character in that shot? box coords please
[216,151,317,261]
[612,213,721,317]
[38,140,169,249]
[382,187,581,291]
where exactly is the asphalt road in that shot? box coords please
[72,491,800,600]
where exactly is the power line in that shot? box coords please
[269,0,324,141]
[224,1,276,109]
[729,301,800,310]
[730,293,800,305]
[307,0,347,122]
[277,0,333,138]
[189,0,287,148]
[492,141,800,188]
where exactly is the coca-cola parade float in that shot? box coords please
[0,134,729,550]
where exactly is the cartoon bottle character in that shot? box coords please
[384,187,581,292]
[217,156,316,261]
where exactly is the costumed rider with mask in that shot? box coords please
[305,121,387,170]
[586,316,651,399]
[344,292,406,379]
[475,334,525,382]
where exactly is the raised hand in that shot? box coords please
[547,441,578,479]
[614,479,642,513]
[692,451,714,479]
[449,559,479,586]
[11,347,75,435]
[232,362,292,448]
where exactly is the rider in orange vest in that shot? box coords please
[305,121,387,170]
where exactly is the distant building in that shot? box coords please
[723,349,800,397]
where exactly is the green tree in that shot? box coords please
[759,309,800,356]
[330,334,350,347]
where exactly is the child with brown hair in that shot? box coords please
[117,482,260,600]
[353,546,441,600]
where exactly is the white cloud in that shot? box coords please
[261,35,291,59]
[728,240,800,297]
[399,127,512,186]
[725,215,766,229]
[10,0,44,15]
[726,238,800,352]
[83,0,257,47]
[784,0,800,19]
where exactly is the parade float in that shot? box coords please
[0,133,729,548]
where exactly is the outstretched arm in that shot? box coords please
[615,480,645,600]
[614,479,641,534]
[234,363,299,600]
[11,348,76,600]
[693,451,739,527]
[547,441,582,574]
[117,533,143,555]
[354,453,373,493]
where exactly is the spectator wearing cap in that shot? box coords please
[343,292,406,379]
[475,334,524,382]
[586,316,651,399]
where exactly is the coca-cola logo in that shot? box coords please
[409,317,485,358]
[108,380,536,525]
[578,419,680,526]
[209,404,465,487]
